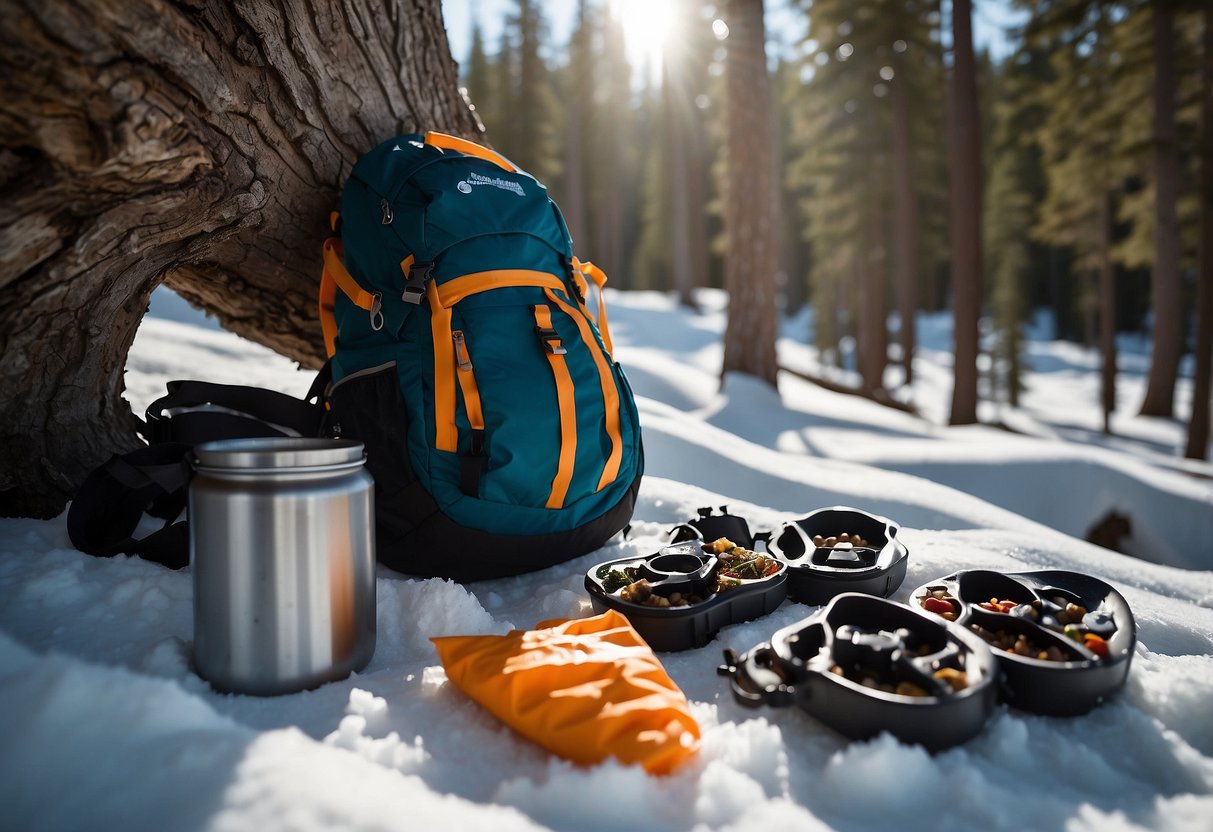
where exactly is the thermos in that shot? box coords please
[189,438,376,695]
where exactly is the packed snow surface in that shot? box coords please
[2,288,1211,831]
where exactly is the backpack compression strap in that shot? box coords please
[320,235,383,357]
[572,258,614,357]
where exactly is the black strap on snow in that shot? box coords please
[69,375,327,569]
[67,443,194,569]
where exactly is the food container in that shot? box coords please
[719,594,999,751]
[190,438,377,695]
[584,541,788,652]
[910,570,1135,715]
[766,507,909,604]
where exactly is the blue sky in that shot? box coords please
[441,0,1028,70]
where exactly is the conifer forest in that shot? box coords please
[457,0,1212,458]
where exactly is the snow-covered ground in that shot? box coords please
[2,288,1211,831]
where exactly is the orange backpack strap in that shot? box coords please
[424,131,518,173]
[572,257,614,357]
[319,236,382,357]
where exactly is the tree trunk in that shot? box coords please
[561,1,590,251]
[721,0,779,388]
[1140,4,1182,418]
[948,0,983,426]
[859,169,888,394]
[892,47,919,388]
[0,0,478,519]
[1098,192,1117,435]
[664,45,695,308]
[1187,10,1213,461]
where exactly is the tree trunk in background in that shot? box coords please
[664,48,695,308]
[859,169,888,394]
[1140,5,1182,418]
[892,47,919,388]
[721,0,779,387]
[948,0,983,425]
[0,0,478,518]
[1187,12,1213,461]
[561,1,590,250]
[1098,193,1117,435]
[564,95,587,249]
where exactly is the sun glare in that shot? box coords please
[616,0,677,73]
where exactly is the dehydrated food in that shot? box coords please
[596,565,639,593]
[716,550,781,580]
[916,587,960,622]
[619,578,704,608]
[968,623,1069,662]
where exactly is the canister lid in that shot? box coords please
[193,438,365,470]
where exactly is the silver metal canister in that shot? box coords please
[190,438,376,695]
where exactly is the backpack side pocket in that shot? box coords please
[327,361,420,540]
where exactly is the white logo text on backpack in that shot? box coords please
[457,171,525,197]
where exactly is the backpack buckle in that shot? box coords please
[402,261,434,304]
[534,325,566,355]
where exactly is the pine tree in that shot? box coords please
[1028,4,1140,436]
[984,42,1053,409]
[464,21,495,134]
[1187,8,1213,460]
[948,0,983,426]
[499,0,561,183]
[721,0,780,387]
[558,0,593,250]
[1139,0,1183,417]
[985,65,1031,409]
[588,6,634,282]
[788,0,946,391]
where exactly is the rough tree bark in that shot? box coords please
[0,0,479,518]
[947,0,982,426]
[1140,3,1182,418]
[721,0,779,388]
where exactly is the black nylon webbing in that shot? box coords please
[69,373,328,569]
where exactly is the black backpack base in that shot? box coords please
[374,471,642,582]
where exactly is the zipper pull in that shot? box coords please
[380,198,393,225]
[452,330,473,371]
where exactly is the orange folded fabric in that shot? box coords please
[431,609,701,775]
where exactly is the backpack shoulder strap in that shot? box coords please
[68,375,329,569]
[67,443,194,569]
[144,379,324,445]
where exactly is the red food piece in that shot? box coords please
[922,597,955,616]
[1084,634,1109,657]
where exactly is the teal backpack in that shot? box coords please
[318,132,643,581]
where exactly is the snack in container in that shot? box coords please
[719,593,999,751]
[910,569,1136,715]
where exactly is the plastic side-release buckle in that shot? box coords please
[534,325,566,355]
[402,261,434,304]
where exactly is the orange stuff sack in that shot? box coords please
[431,609,700,775]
